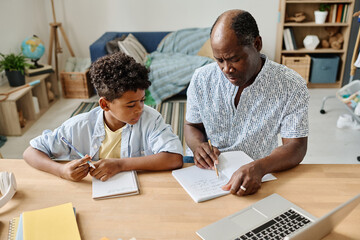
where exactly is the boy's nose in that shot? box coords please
[134,105,143,113]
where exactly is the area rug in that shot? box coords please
[70,101,187,154]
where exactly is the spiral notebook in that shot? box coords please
[10,203,81,240]
[8,216,19,240]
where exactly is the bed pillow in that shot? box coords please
[106,35,127,54]
[197,39,215,60]
[118,34,148,64]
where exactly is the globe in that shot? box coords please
[21,35,45,68]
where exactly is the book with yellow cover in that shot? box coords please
[22,202,81,240]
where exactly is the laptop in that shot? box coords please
[196,193,360,240]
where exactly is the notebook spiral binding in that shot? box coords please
[8,218,18,240]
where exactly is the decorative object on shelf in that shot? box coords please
[21,35,45,68]
[46,81,55,102]
[321,27,344,50]
[285,12,306,23]
[314,3,330,24]
[303,35,320,50]
[18,110,26,128]
[0,52,31,87]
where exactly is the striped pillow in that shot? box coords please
[118,34,148,64]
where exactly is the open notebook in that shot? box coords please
[172,151,276,203]
[92,170,139,199]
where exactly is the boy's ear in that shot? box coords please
[99,97,110,111]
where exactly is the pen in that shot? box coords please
[208,139,219,178]
[60,136,95,169]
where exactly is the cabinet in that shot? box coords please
[275,0,355,88]
[0,72,59,136]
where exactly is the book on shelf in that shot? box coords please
[332,4,338,23]
[92,170,140,200]
[289,28,297,50]
[342,4,348,23]
[10,202,81,240]
[283,28,292,50]
[336,4,344,23]
[286,28,294,50]
[25,64,53,77]
[172,151,277,203]
[328,4,334,23]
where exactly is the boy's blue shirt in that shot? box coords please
[30,105,183,160]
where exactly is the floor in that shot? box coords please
[1,89,359,164]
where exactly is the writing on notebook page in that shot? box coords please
[189,174,228,198]
[172,151,277,203]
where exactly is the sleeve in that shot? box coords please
[148,114,183,155]
[29,124,71,159]
[185,69,202,123]
[280,82,309,138]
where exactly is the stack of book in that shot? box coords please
[328,4,349,23]
[25,64,53,77]
[283,28,297,51]
[8,203,81,240]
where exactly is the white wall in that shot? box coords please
[0,0,279,71]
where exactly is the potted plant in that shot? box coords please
[314,3,330,24]
[0,52,31,87]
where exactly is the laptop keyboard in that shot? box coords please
[235,209,312,240]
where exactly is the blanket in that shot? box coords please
[147,28,214,103]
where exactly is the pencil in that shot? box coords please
[60,137,96,169]
[208,139,219,178]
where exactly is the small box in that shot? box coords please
[282,55,311,83]
[60,70,94,98]
[309,54,340,84]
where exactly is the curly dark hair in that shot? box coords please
[89,52,151,101]
[211,10,260,46]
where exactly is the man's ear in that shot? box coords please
[254,36,262,52]
[99,97,110,111]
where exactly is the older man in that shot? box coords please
[184,10,309,196]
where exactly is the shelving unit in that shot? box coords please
[0,72,59,136]
[275,0,355,88]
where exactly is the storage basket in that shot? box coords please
[60,70,94,99]
[282,55,311,84]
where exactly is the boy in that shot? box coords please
[23,52,183,182]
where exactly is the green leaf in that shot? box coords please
[0,52,31,72]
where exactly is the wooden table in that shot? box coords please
[0,159,359,240]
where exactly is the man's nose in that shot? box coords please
[222,62,232,74]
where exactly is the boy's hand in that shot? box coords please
[90,158,121,181]
[60,156,91,181]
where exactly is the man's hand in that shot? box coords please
[90,158,121,181]
[222,161,263,196]
[60,155,91,181]
[194,142,220,169]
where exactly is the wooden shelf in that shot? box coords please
[284,22,349,27]
[275,0,355,88]
[281,48,345,54]
[0,72,59,136]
